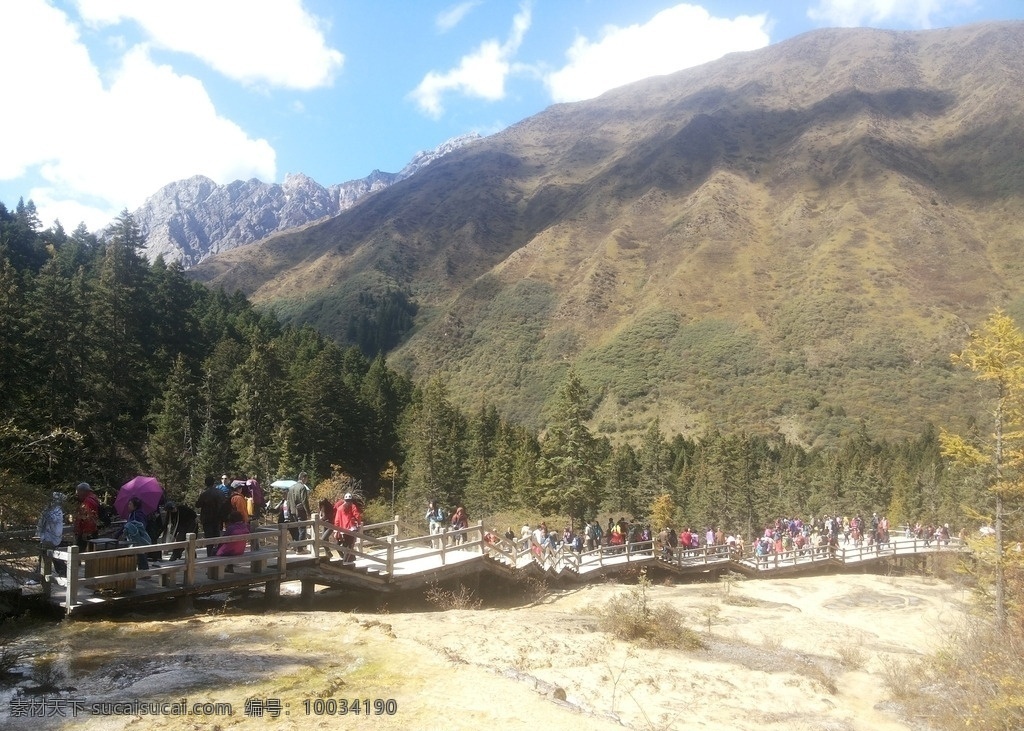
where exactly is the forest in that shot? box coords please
[0,198,990,536]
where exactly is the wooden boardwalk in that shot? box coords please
[24,517,966,616]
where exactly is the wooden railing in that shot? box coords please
[38,518,967,615]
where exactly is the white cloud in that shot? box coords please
[544,4,770,103]
[75,0,344,90]
[411,3,532,118]
[0,0,275,231]
[807,0,977,28]
[437,1,482,33]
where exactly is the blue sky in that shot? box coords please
[2,0,1022,233]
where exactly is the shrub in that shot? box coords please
[425,582,482,610]
[596,570,704,650]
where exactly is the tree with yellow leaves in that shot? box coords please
[940,309,1024,628]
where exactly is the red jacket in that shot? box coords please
[75,492,100,536]
[333,500,362,531]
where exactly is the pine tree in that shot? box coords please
[146,356,197,497]
[464,401,502,515]
[400,376,467,510]
[537,369,604,526]
[634,420,673,517]
[0,257,26,418]
[230,341,292,480]
[82,211,153,480]
[296,343,359,477]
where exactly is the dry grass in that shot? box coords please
[595,570,705,651]
[424,582,482,610]
[883,619,1024,729]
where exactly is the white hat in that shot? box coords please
[344,493,353,501]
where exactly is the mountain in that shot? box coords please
[190,22,1024,446]
[134,134,481,266]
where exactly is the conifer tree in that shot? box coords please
[634,420,673,517]
[230,341,292,480]
[941,309,1024,628]
[400,376,467,510]
[147,356,197,497]
[537,369,603,526]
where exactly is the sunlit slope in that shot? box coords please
[191,22,1024,443]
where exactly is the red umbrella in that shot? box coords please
[116,476,164,518]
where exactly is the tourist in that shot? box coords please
[450,506,469,545]
[246,476,265,523]
[531,523,547,558]
[195,476,226,557]
[318,497,337,559]
[33,491,66,581]
[73,482,100,551]
[217,510,249,572]
[334,493,363,565]
[161,501,198,561]
[426,500,447,549]
[120,497,151,571]
[287,472,312,552]
[519,524,531,551]
[230,482,250,524]
[586,519,602,551]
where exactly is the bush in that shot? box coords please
[425,582,482,610]
[596,570,704,650]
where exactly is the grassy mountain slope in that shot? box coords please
[191,22,1024,445]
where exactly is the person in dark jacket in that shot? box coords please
[195,477,226,556]
[161,501,199,561]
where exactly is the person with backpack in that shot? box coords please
[426,500,447,549]
[246,477,265,524]
[287,472,312,552]
[196,477,227,557]
[161,501,198,561]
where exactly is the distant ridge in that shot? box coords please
[134,134,481,267]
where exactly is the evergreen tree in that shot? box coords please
[359,354,411,479]
[605,443,639,515]
[146,356,197,497]
[230,341,292,480]
[25,259,89,432]
[81,211,153,480]
[633,420,673,517]
[464,401,502,515]
[537,369,604,526]
[296,343,359,478]
[400,376,467,510]
[0,257,26,418]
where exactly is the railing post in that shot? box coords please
[440,528,447,565]
[66,545,79,616]
[42,549,53,600]
[386,535,395,578]
[185,533,197,587]
[393,515,399,540]
[278,524,288,579]
[312,515,321,558]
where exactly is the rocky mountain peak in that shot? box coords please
[134,134,481,267]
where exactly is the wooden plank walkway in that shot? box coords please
[22,517,966,616]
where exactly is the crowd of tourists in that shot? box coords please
[501,511,961,566]
[32,472,963,584]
